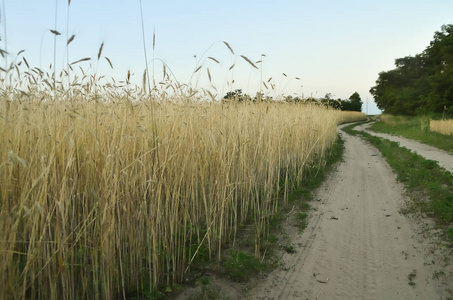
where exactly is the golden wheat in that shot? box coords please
[0,97,356,299]
[0,34,367,298]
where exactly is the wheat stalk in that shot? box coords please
[223,41,234,55]
[240,55,258,69]
[208,57,220,64]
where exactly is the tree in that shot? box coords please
[347,92,363,112]
[223,89,251,102]
[424,24,453,112]
[370,24,453,115]
[320,93,341,109]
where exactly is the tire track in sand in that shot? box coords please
[246,127,448,299]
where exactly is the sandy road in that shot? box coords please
[246,126,452,299]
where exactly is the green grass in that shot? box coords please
[223,250,268,282]
[370,117,453,154]
[343,123,453,243]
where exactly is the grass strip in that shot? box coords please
[370,118,453,154]
[343,123,453,243]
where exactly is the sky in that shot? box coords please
[2,0,453,114]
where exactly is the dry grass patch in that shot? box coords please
[337,111,367,124]
[430,119,453,135]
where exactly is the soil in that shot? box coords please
[174,124,453,300]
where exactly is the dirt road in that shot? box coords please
[245,126,452,299]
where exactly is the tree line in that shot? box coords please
[370,24,453,116]
[223,90,363,112]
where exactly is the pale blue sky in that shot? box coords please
[3,0,453,114]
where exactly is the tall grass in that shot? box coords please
[378,114,417,126]
[378,114,430,131]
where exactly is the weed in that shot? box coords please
[283,245,297,254]
[297,212,309,230]
[408,269,417,286]
[224,250,267,282]
[432,270,446,279]
[402,251,408,260]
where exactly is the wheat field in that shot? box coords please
[0,22,367,297]
[0,94,366,298]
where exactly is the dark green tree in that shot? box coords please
[370,24,453,115]
[424,24,453,112]
[346,92,363,112]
